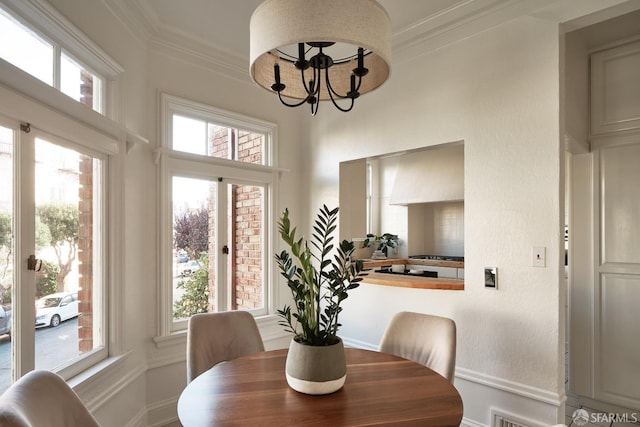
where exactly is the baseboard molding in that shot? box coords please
[461,416,487,427]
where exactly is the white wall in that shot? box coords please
[308,15,565,426]
[27,1,638,426]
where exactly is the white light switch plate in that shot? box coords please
[532,246,546,267]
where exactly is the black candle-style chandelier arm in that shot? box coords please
[300,63,320,99]
[325,69,355,112]
[352,47,369,78]
[310,97,319,115]
[270,45,370,114]
[271,62,311,108]
[277,91,310,108]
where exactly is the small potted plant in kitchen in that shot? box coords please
[275,205,365,395]
[362,232,400,258]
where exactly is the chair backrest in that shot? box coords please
[0,370,100,427]
[379,311,457,382]
[187,310,265,383]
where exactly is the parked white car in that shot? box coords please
[178,260,201,277]
[35,292,79,328]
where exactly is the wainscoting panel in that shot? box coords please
[456,367,564,427]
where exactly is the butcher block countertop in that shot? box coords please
[361,259,465,291]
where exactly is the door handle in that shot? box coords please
[27,255,42,272]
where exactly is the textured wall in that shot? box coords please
[306,14,565,421]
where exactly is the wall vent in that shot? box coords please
[494,416,528,427]
[490,408,548,427]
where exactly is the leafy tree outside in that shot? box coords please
[173,206,209,260]
[173,254,209,319]
[37,204,79,292]
[0,212,57,303]
[0,213,11,290]
[36,260,59,299]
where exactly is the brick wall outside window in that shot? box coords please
[208,127,264,311]
[77,156,93,353]
[77,76,94,352]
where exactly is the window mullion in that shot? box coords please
[13,126,36,381]
[216,181,229,312]
[53,44,61,90]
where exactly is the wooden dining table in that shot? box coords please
[177,347,463,426]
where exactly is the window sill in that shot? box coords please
[67,351,131,390]
[152,330,187,349]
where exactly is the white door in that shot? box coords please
[569,40,640,410]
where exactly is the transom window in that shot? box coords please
[0,3,120,117]
[159,94,277,334]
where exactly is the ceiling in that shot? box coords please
[107,0,640,75]
[115,0,519,62]
[133,0,462,55]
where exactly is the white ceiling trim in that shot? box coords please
[99,0,157,43]
[98,0,557,81]
[392,0,564,62]
[100,0,251,83]
[149,32,250,85]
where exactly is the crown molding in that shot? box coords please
[391,0,561,62]
[100,0,251,84]
[99,0,157,43]
[99,0,567,80]
[149,28,251,85]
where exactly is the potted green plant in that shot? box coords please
[275,205,365,394]
[362,232,399,257]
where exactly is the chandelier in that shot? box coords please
[250,0,392,115]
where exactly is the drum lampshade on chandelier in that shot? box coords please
[249,0,392,115]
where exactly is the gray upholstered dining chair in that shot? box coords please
[0,370,100,427]
[186,310,265,383]
[379,311,457,382]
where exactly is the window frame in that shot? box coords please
[157,93,279,337]
[0,108,119,384]
[0,0,123,119]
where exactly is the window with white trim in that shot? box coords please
[0,1,122,117]
[0,1,123,392]
[159,94,278,334]
[0,110,115,393]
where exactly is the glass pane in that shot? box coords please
[172,115,266,165]
[172,176,215,319]
[229,184,264,310]
[173,115,207,156]
[0,126,14,392]
[34,139,102,370]
[0,9,54,85]
[61,52,102,114]
[235,130,264,165]
[209,125,266,165]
